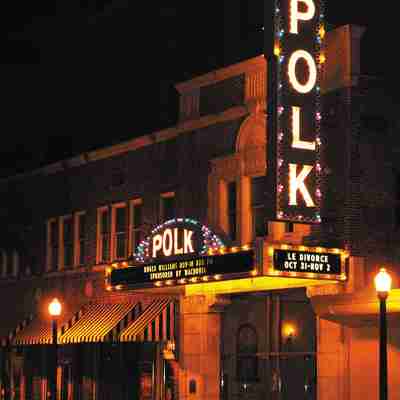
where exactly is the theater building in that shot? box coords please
[1,22,400,400]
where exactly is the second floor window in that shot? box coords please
[130,200,144,255]
[49,219,59,271]
[228,182,237,241]
[251,176,268,238]
[75,212,86,266]
[63,217,73,268]
[98,208,111,263]
[161,193,176,221]
[114,205,127,260]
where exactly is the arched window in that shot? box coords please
[236,324,258,382]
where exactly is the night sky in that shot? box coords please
[0,1,396,178]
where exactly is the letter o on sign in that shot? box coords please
[288,50,317,94]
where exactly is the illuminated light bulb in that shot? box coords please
[214,274,222,280]
[299,246,306,251]
[278,106,284,114]
[106,285,112,291]
[219,247,226,254]
[106,267,112,274]
[112,263,118,268]
[319,53,326,64]
[231,247,239,253]
[279,159,284,168]
[279,132,284,141]
[191,277,198,283]
[281,244,289,250]
[122,261,128,267]
[333,249,340,254]
[202,276,209,282]
[278,212,284,219]
[375,268,392,294]
[165,280,174,286]
[251,269,258,276]
[48,298,62,317]
[268,247,274,257]
[154,281,162,287]
[316,189,322,198]
[316,247,323,253]
[242,244,250,251]
[274,45,281,57]
[316,112,322,121]
[116,285,123,290]
[179,279,186,284]
[318,25,326,39]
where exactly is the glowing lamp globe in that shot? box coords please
[48,298,62,317]
[374,268,392,297]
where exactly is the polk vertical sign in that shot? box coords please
[265,0,325,223]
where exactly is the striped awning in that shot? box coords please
[59,301,141,344]
[120,298,176,342]
[12,308,81,346]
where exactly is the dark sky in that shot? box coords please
[0,1,396,178]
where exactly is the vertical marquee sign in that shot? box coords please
[265,0,325,223]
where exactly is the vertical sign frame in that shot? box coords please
[265,0,325,223]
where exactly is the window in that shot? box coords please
[75,212,87,266]
[113,205,127,260]
[161,192,176,221]
[47,219,59,271]
[285,222,294,233]
[97,204,131,263]
[62,216,73,268]
[228,182,237,241]
[130,199,144,255]
[98,208,111,263]
[251,176,268,238]
[236,324,258,382]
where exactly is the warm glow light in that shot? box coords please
[251,269,258,276]
[289,163,315,207]
[166,280,174,286]
[319,53,326,64]
[112,263,118,268]
[242,244,250,251]
[292,106,316,150]
[375,268,392,294]
[122,261,128,267]
[106,285,112,291]
[318,24,326,39]
[48,298,62,317]
[282,323,296,338]
[106,267,112,274]
[268,247,274,256]
[290,0,316,34]
[214,274,222,280]
[274,45,281,57]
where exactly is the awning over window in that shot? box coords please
[119,298,176,342]
[12,306,83,346]
[59,301,140,344]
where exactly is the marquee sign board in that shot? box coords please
[265,0,325,223]
[265,244,347,281]
[106,218,256,290]
[109,250,255,288]
[273,248,341,275]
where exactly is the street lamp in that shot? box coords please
[48,298,62,400]
[374,268,392,400]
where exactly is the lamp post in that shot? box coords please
[48,298,62,400]
[374,268,392,400]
